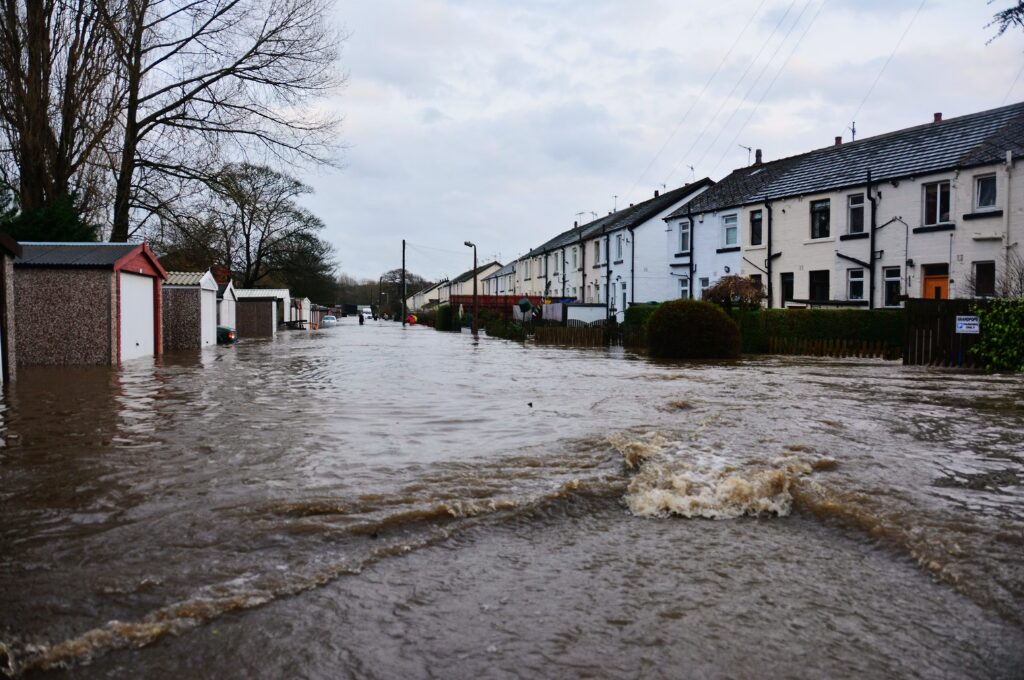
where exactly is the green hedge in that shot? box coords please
[647,300,740,359]
[971,299,1024,372]
[731,308,903,353]
[435,304,454,332]
[624,303,660,329]
[485,318,528,342]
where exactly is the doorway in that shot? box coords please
[921,263,949,300]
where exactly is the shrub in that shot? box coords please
[435,304,454,331]
[704,275,766,312]
[624,303,660,329]
[971,299,1024,372]
[485,318,527,342]
[646,299,740,359]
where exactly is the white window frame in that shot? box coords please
[699,277,710,299]
[621,283,627,312]
[679,276,690,299]
[525,260,531,278]
[678,220,691,253]
[722,213,738,247]
[883,266,901,307]
[922,180,951,226]
[810,199,831,239]
[847,268,865,300]
[616,234,623,260]
[847,193,865,234]
[572,247,578,269]
[975,174,997,211]
[594,241,600,263]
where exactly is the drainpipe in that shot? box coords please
[867,170,877,309]
[605,231,612,320]
[629,226,636,305]
[580,235,587,301]
[687,204,696,299]
[766,200,774,308]
[1006,150,1014,290]
[562,248,567,297]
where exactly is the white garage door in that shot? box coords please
[200,288,217,347]
[119,273,155,361]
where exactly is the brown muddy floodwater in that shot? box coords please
[2,317,1024,679]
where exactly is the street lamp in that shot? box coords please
[464,241,478,337]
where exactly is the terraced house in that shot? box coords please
[680,102,1024,307]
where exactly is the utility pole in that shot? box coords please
[465,241,478,338]
[401,239,407,326]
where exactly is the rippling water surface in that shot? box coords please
[2,318,1023,678]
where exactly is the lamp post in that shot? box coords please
[464,241,478,337]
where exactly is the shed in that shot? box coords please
[234,288,291,336]
[217,279,238,329]
[292,297,311,328]
[163,270,218,350]
[13,242,167,365]
[0,232,23,382]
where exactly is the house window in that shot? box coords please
[847,268,864,300]
[616,234,623,260]
[884,267,901,307]
[572,286,577,298]
[750,210,763,246]
[847,194,865,234]
[722,214,738,246]
[621,283,627,312]
[974,261,996,296]
[923,181,951,226]
[525,260,531,278]
[750,273,763,289]
[594,241,601,263]
[809,270,830,302]
[975,175,997,210]
[679,220,691,253]
[810,199,830,239]
[572,247,578,269]
[781,272,794,305]
[679,276,690,299]
[699,277,710,299]
[778,272,794,307]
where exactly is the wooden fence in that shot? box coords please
[903,299,987,368]
[767,337,901,359]
[533,326,606,347]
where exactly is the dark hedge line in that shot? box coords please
[647,300,741,359]
[485,318,528,342]
[624,303,661,329]
[435,304,455,332]
[731,308,903,353]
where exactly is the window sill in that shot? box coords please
[839,232,869,241]
[804,237,835,244]
[716,246,740,254]
[747,244,766,251]
[592,265,603,269]
[962,210,1002,221]
[613,259,624,265]
[913,223,955,234]
[673,251,691,258]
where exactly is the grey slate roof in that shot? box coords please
[482,261,516,280]
[669,101,1024,218]
[165,271,207,286]
[451,261,500,284]
[14,242,138,267]
[523,178,713,257]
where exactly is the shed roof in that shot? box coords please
[14,241,167,278]
[669,101,1024,217]
[217,280,237,301]
[165,270,217,290]
[235,288,290,300]
[0,231,22,258]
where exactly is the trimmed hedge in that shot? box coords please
[647,300,741,359]
[971,299,1024,372]
[624,303,660,329]
[732,308,903,353]
[435,304,454,332]
[485,318,528,342]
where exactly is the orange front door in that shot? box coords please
[922,275,948,300]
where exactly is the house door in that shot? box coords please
[921,263,949,300]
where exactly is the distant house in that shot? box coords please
[14,242,166,364]
[217,279,237,329]
[163,270,218,350]
[235,288,291,337]
[0,232,22,382]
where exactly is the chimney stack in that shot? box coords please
[834,136,842,146]
[754,148,763,165]
[574,221,578,228]
[654,189,660,198]
[934,112,942,123]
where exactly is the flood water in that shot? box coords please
[2,318,1023,678]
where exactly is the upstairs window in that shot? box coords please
[572,247,578,269]
[524,260,531,278]
[594,241,600,263]
[749,210,763,246]
[975,174,997,210]
[847,194,864,234]
[616,234,623,260]
[722,214,738,246]
[810,199,830,239]
[923,181,951,225]
[678,220,691,253]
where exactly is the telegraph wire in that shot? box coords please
[621,0,770,205]
[658,0,800,190]
[711,0,827,175]
[843,0,926,140]
[1002,60,1024,105]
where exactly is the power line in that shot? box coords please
[621,0,770,205]
[1002,60,1024,105]
[710,0,828,176]
[690,0,815,174]
[660,0,800,188]
[844,0,926,138]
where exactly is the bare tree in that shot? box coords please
[101,0,343,241]
[0,0,122,220]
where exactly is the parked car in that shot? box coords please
[217,326,237,344]
[321,315,337,327]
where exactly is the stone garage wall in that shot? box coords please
[162,287,201,350]
[14,268,115,365]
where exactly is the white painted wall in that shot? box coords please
[119,272,155,361]
[200,288,217,346]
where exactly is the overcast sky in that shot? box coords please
[301,0,1024,282]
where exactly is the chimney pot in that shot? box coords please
[934,112,942,123]
[834,136,842,146]
[573,221,578,228]
[754,149,763,165]
[654,189,660,198]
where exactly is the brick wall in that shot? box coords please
[162,287,201,350]
[14,268,115,365]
